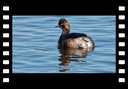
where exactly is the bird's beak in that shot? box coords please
[55,25,60,28]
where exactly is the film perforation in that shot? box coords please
[3,24,9,29]
[3,60,9,65]
[118,6,125,83]
[3,15,9,20]
[118,69,125,74]
[118,33,125,38]
[118,60,125,65]
[2,5,10,83]
[118,24,125,29]
[3,33,9,38]
[3,42,9,47]
[118,15,125,20]
[118,42,125,47]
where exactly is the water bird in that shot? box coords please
[55,18,95,50]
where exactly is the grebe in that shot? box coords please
[55,18,95,50]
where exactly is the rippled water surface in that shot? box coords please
[13,16,116,73]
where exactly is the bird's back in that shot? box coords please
[58,33,94,49]
[63,33,87,39]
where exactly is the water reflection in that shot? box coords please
[58,47,94,72]
[59,68,70,72]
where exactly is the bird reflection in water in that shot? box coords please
[58,47,94,72]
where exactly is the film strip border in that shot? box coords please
[118,6,126,83]
[1,5,126,85]
[2,6,10,83]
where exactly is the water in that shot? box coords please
[12,16,116,73]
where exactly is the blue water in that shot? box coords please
[12,16,116,73]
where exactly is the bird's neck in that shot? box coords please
[61,28,70,36]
